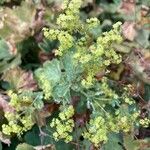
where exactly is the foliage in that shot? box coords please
[0,0,149,149]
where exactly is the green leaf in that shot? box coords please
[55,141,75,150]
[24,126,41,146]
[4,137,20,150]
[35,59,61,87]
[0,54,21,73]
[53,82,70,97]
[62,52,75,82]
[0,142,2,150]
[138,0,150,6]
[53,80,71,103]
[0,38,12,60]
[103,133,123,150]
[33,97,44,110]
[24,126,74,149]
[113,0,121,4]
[135,29,150,48]
[123,135,140,150]
[16,143,34,150]
[144,84,150,101]
[44,60,61,85]
[38,39,56,52]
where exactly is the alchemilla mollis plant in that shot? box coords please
[1,0,149,149]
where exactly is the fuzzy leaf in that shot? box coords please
[16,143,34,150]
[135,29,150,48]
[0,1,44,42]
[24,126,41,146]
[62,52,75,82]
[35,59,61,87]
[123,135,140,150]
[103,133,123,150]
[53,81,71,101]
[0,39,12,60]
[0,54,21,73]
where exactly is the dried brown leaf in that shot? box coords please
[36,103,59,127]
[38,51,55,63]
[127,48,150,84]
[0,132,11,146]
[71,96,80,107]
[119,0,136,15]
[0,94,14,113]
[122,21,137,41]
[0,1,46,43]
[3,67,37,92]
[74,110,90,127]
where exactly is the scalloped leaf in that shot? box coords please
[16,143,34,150]
[2,67,37,92]
[0,39,12,60]
[35,59,61,87]
[103,133,123,150]
[62,52,75,82]
[0,1,41,42]
[123,135,140,150]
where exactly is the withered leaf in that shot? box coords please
[38,51,55,63]
[127,48,150,84]
[2,67,37,92]
[0,132,11,146]
[35,103,59,127]
[119,0,136,15]
[74,110,90,127]
[122,21,137,41]
[0,94,14,113]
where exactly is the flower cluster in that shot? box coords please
[117,115,133,132]
[8,90,33,110]
[56,31,74,56]
[83,109,140,147]
[56,0,82,31]
[83,116,108,147]
[36,73,52,99]
[139,118,150,128]
[97,22,122,46]
[2,112,34,136]
[73,22,122,88]
[100,77,118,99]
[43,29,74,56]
[107,108,140,133]
[86,17,100,30]
[50,105,74,143]
[114,108,140,133]
[2,91,35,136]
